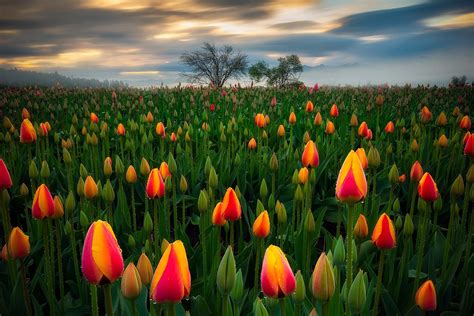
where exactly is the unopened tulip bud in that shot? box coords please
[80,211,89,228]
[395,216,403,230]
[217,246,236,295]
[144,212,153,235]
[104,160,112,177]
[295,185,304,202]
[353,214,368,239]
[63,148,72,165]
[121,263,142,300]
[450,175,465,197]
[411,139,419,152]
[260,179,268,200]
[276,201,287,224]
[161,239,170,255]
[39,161,50,179]
[403,214,414,237]
[305,211,315,233]
[388,164,399,185]
[333,236,345,267]
[292,169,299,185]
[367,146,380,168]
[140,158,150,177]
[293,271,306,302]
[137,253,153,286]
[348,270,366,313]
[115,156,124,174]
[29,160,38,179]
[311,252,335,301]
[230,270,244,303]
[254,298,269,316]
[128,235,136,248]
[180,175,188,193]
[267,193,275,211]
[20,183,29,198]
[209,167,218,189]
[198,190,209,213]
[269,153,279,171]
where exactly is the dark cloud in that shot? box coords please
[270,21,318,30]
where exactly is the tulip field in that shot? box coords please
[0,85,473,316]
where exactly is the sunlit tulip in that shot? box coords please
[436,112,447,126]
[306,100,314,113]
[298,167,309,184]
[32,184,55,219]
[329,104,338,117]
[253,211,270,238]
[289,112,296,125]
[8,227,30,259]
[156,122,165,137]
[314,112,322,126]
[222,187,241,221]
[325,120,335,134]
[248,138,257,150]
[255,113,266,128]
[410,161,423,182]
[335,150,367,203]
[90,113,99,123]
[0,159,13,190]
[212,202,226,226]
[121,263,142,300]
[418,172,438,202]
[146,168,165,199]
[459,115,471,130]
[277,124,285,137]
[81,220,124,284]
[311,252,335,301]
[126,165,137,183]
[384,121,395,134]
[137,253,153,286]
[84,176,98,199]
[150,240,191,303]
[355,148,368,170]
[371,213,396,249]
[146,111,154,123]
[20,119,37,143]
[160,162,171,179]
[301,140,319,168]
[52,196,64,219]
[464,133,474,156]
[358,122,368,138]
[117,123,125,136]
[420,106,431,123]
[261,245,296,298]
[353,214,368,239]
[415,280,437,311]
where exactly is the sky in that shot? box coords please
[0,0,473,86]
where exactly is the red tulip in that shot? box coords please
[410,161,423,182]
[212,202,226,226]
[20,119,37,143]
[8,227,30,259]
[221,187,241,221]
[0,159,13,190]
[384,121,395,134]
[329,104,338,118]
[464,133,474,156]
[459,115,471,130]
[32,184,55,219]
[146,168,165,199]
[358,122,369,138]
[261,245,296,298]
[253,211,270,238]
[415,280,437,311]
[372,213,396,249]
[418,172,438,202]
[117,123,125,136]
[90,113,99,123]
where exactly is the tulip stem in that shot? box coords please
[69,221,83,302]
[279,298,286,316]
[345,203,354,316]
[254,238,262,291]
[131,299,138,316]
[154,199,159,261]
[372,250,385,316]
[131,185,137,232]
[222,294,229,316]
[55,219,65,314]
[20,260,33,316]
[103,284,114,316]
[441,202,454,274]
[42,221,55,315]
[413,203,430,300]
[166,303,176,316]
[230,221,235,248]
[322,302,329,316]
[90,285,99,316]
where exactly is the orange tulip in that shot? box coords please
[255,113,266,128]
[415,280,437,311]
[150,240,191,303]
[261,245,296,298]
[298,167,309,184]
[355,148,368,170]
[436,112,447,126]
[463,131,471,145]
[329,104,338,117]
[410,161,423,182]
[306,100,314,113]
[289,112,296,125]
[248,138,257,150]
[253,211,270,238]
[146,168,165,199]
[459,115,471,130]
[366,129,373,140]
[420,106,431,123]
[159,162,171,179]
[384,121,395,134]
[20,119,37,143]
[22,108,30,119]
[371,213,396,249]
[438,134,448,148]
[350,113,358,127]
[121,263,142,300]
[126,165,138,183]
[84,176,98,199]
[52,196,64,219]
[353,214,368,239]
[146,111,154,123]
[301,140,319,168]
[90,113,99,123]
[8,227,30,259]
[222,188,241,221]
[325,120,335,134]
[314,112,323,126]
[358,122,368,138]
[335,150,367,204]
[212,202,226,226]
[156,122,165,137]
[0,159,13,190]
[277,125,285,137]
[117,123,125,136]
[399,174,406,183]
[1,244,7,261]
[81,220,124,284]
[39,122,48,137]
[170,132,177,142]
[137,253,153,286]
[464,133,474,156]
[418,172,438,202]
[32,184,55,219]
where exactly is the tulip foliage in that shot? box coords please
[0,85,472,315]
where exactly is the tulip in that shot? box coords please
[170,132,177,142]
[140,158,151,176]
[355,148,368,170]
[8,227,30,259]
[325,120,335,134]
[1,244,7,261]
[336,150,367,204]
[271,96,277,107]
[372,213,396,249]
[84,176,98,199]
[212,202,226,226]
[311,252,335,301]
[410,161,423,182]
[348,270,367,314]
[418,172,438,202]
[22,108,30,119]
[384,121,395,134]
[306,100,314,112]
[150,240,191,303]
[436,112,447,126]
[420,106,431,123]
[415,280,437,311]
[90,113,99,123]
[289,112,296,125]
[329,104,339,117]
[350,113,358,127]
[217,246,236,296]
[32,184,55,219]
[146,168,165,199]
[255,113,266,128]
[117,123,125,136]
[126,165,137,183]
[314,112,323,126]
[121,263,142,300]
[353,214,368,239]
[253,211,270,238]
[81,220,124,285]
[52,196,64,219]
[159,161,171,179]
[155,122,165,137]
[261,245,296,298]
[210,103,215,112]
[459,115,471,130]
[301,140,319,167]
[464,133,474,156]
[358,122,368,138]
[146,111,154,123]
[137,253,153,286]
[222,187,241,221]
[298,167,309,184]
[366,129,373,140]
[20,119,37,143]
[39,123,48,137]
[0,159,13,190]
[277,124,285,137]
[248,138,257,150]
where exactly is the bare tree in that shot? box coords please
[180,43,248,87]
